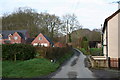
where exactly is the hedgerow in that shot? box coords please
[2,44,36,61]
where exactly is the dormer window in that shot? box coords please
[14,36,18,40]
[39,37,42,40]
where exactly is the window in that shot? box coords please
[33,43,38,46]
[14,36,18,40]
[39,37,42,40]
[25,37,27,40]
[8,37,11,40]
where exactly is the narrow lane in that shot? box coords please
[52,49,95,78]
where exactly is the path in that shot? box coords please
[51,49,95,78]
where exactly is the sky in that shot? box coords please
[0,0,119,30]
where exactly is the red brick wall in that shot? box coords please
[54,42,65,47]
[110,58,119,68]
[31,33,50,47]
[11,32,22,43]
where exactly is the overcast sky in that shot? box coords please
[0,0,119,30]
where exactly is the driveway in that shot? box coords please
[51,49,95,78]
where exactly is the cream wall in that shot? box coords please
[108,13,119,58]
[118,12,120,58]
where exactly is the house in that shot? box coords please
[54,42,65,47]
[89,41,101,48]
[31,33,54,47]
[0,30,30,44]
[102,9,120,68]
[26,38,35,44]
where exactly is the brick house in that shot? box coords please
[31,33,54,47]
[0,30,30,44]
[54,42,65,47]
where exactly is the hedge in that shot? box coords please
[90,48,103,56]
[2,44,36,61]
[35,47,73,63]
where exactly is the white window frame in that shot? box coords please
[33,43,38,46]
[14,36,18,40]
[39,37,42,40]
[8,37,11,40]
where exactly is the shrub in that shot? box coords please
[2,44,36,61]
[79,48,90,55]
[90,48,103,56]
[35,47,73,63]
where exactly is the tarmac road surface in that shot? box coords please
[52,49,95,78]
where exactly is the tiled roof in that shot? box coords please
[0,30,27,39]
[43,35,54,45]
[26,38,35,44]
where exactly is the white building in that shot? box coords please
[102,9,120,68]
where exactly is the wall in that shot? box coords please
[103,29,107,57]
[118,12,120,58]
[108,13,119,58]
[11,32,22,44]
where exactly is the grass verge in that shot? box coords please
[2,58,59,78]
[2,50,74,78]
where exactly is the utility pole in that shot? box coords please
[66,20,69,43]
[118,1,120,9]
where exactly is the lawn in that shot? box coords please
[2,58,59,78]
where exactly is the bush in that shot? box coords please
[35,47,73,63]
[90,48,103,56]
[2,44,36,61]
[79,48,90,55]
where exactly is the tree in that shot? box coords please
[81,36,89,51]
[61,14,81,43]
[2,7,40,37]
[2,7,62,38]
[43,13,62,40]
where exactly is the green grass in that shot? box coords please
[90,48,103,56]
[79,48,90,55]
[2,49,74,78]
[78,48,103,56]
[2,58,59,78]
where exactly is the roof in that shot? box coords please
[43,35,54,45]
[102,9,120,33]
[0,30,27,39]
[26,38,35,44]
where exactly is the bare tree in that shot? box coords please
[61,14,81,43]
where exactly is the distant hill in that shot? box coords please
[71,28,101,42]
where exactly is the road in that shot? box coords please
[51,49,95,78]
